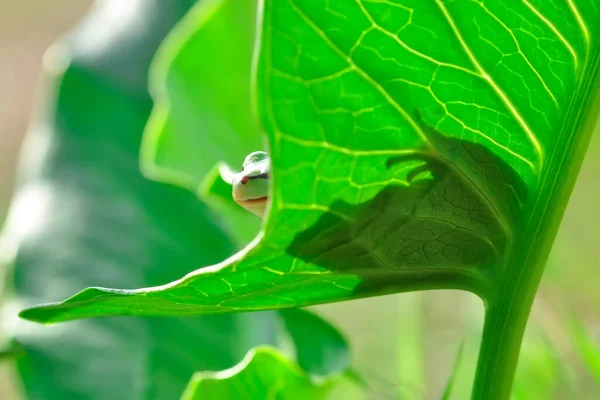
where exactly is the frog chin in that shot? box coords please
[237,196,268,218]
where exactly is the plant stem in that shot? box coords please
[471,280,537,399]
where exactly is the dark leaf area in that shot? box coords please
[287,133,527,284]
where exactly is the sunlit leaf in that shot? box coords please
[20,0,600,329]
[180,346,355,400]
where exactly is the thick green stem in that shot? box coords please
[471,282,537,399]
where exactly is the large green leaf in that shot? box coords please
[20,0,599,319]
[18,0,600,397]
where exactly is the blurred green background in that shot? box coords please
[0,1,598,399]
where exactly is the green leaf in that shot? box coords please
[278,308,349,377]
[20,0,600,322]
[140,0,264,245]
[181,346,352,400]
[18,1,600,396]
[141,0,263,189]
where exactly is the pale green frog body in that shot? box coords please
[232,151,270,218]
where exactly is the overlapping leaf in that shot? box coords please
[141,0,263,245]
[180,346,361,400]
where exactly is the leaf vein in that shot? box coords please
[286,0,432,147]
[522,0,579,70]
[567,0,590,49]
[477,1,559,108]
[434,0,543,169]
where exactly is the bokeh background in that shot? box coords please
[0,2,598,399]
[0,3,92,397]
